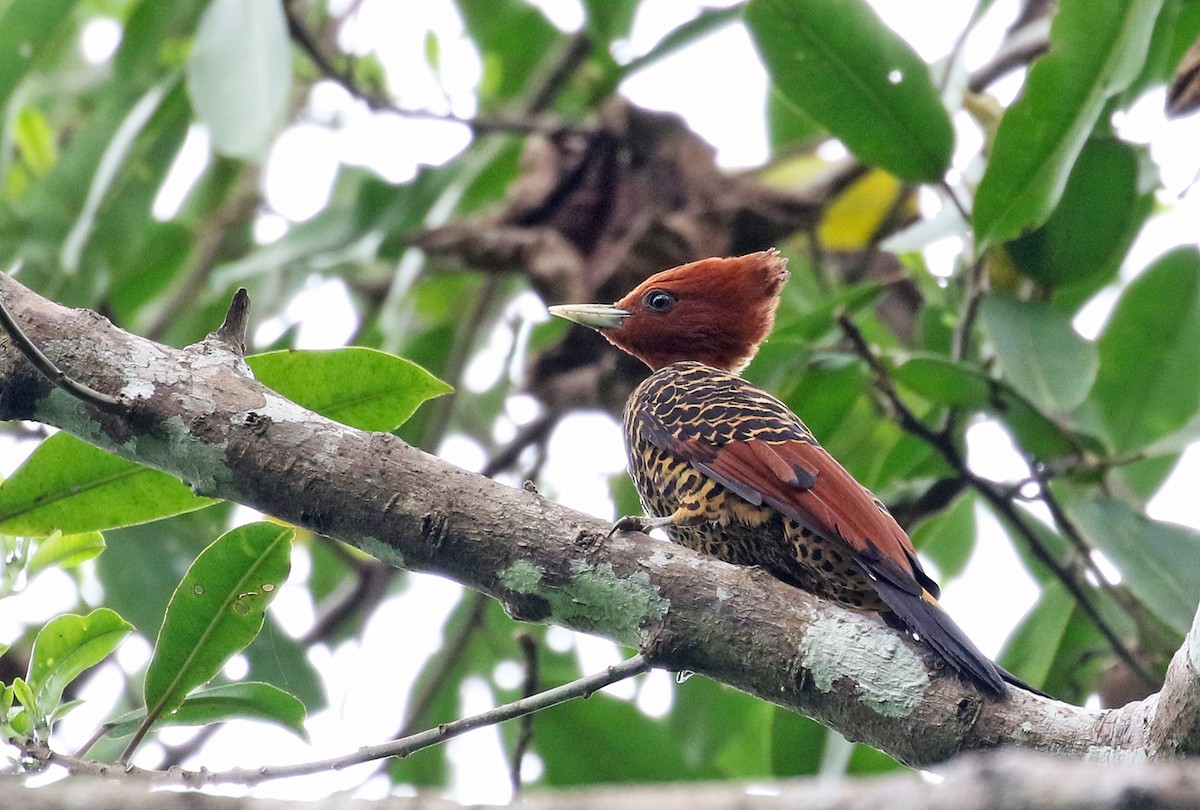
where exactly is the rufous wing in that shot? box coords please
[695,437,934,599]
[637,417,1009,695]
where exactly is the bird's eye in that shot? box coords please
[643,290,675,312]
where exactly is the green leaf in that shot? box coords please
[143,522,293,721]
[778,359,870,442]
[103,681,306,740]
[973,0,1163,249]
[910,493,976,581]
[27,530,106,578]
[246,348,452,432]
[893,356,990,407]
[8,677,37,734]
[458,0,558,104]
[1007,137,1149,290]
[979,294,1099,412]
[0,433,216,536]
[535,691,716,785]
[769,709,827,776]
[97,507,234,636]
[1,679,14,713]
[582,0,637,41]
[0,0,78,113]
[998,581,1075,688]
[186,0,291,159]
[621,6,743,78]
[894,356,1081,458]
[1089,247,1200,453]
[98,509,327,714]
[1062,490,1200,635]
[242,614,327,715]
[27,609,133,720]
[61,78,177,273]
[847,743,902,775]
[745,0,953,181]
[47,698,84,727]
[766,84,824,152]
[13,106,58,175]
[670,676,773,777]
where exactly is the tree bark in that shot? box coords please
[1,272,1198,767]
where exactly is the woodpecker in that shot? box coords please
[550,250,1022,697]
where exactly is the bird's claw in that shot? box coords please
[608,515,648,537]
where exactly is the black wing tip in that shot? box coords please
[868,575,1010,697]
[997,666,1052,699]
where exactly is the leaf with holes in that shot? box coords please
[143,522,293,724]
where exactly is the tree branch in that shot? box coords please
[1,273,1197,766]
[0,280,123,414]
[283,1,586,137]
[18,654,650,787]
[836,313,1157,690]
[17,750,1200,809]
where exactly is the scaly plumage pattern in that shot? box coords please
[549,251,1017,697]
[624,362,887,609]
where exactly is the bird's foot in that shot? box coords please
[608,514,651,537]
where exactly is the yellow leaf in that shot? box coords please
[817,170,910,251]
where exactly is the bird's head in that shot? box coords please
[549,250,789,372]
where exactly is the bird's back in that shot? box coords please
[622,360,1009,695]
[622,361,890,610]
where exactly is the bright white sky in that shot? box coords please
[6,0,1200,802]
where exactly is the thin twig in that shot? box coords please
[394,592,489,739]
[837,314,1154,687]
[967,17,1052,93]
[301,560,396,645]
[284,3,586,137]
[358,591,490,786]
[939,178,972,224]
[837,314,966,467]
[419,275,505,451]
[481,411,561,479]
[22,654,652,787]
[938,7,975,97]
[0,291,124,414]
[950,256,986,365]
[525,33,593,114]
[157,724,220,770]
[509,632,540,796]
[144,168,260,342]
[844,183,916,283]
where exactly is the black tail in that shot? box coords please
[869,576,1049,698]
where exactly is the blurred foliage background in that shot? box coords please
[3,0,1200,799]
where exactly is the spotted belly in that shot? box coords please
[630,441,887,611]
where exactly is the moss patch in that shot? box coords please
[798,614,927,718]
[499,559,670,646]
